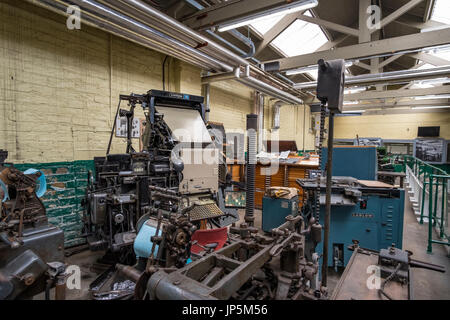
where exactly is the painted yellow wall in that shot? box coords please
[0,0,259,163]
[209,81,253,132]
[334,112,450,140]
[274,103,316,150]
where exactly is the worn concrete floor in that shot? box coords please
[400,197,450,299]
[39,199,449,300]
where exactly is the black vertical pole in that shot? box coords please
[321,112,334,287]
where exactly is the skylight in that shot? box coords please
[271,10,328,58]
[411,63,436,89]
[250,14,286,35]
[431,0,450,25]
[428,48,450,62]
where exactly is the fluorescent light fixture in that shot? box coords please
[414,94,450,100]
[217,0,318,32]
[286,61,353,76]
[412,106,450,110]
[342,110,366,113]
[344,86,367,94]
[343,100,360,105]
[417,78,450,85]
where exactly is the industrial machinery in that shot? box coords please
[0,150,66,300]
[262,187,299,233]
[321,146,378,180]
[104,114,327,301]
[83,90,239,264]
[332,242,445,300]
[313,58,346,287]
[297,176,405,268]
[144,215,326,300]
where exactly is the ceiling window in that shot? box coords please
[431,0,450,24]
[270,11,328,58]
[250,14,286,35]
[268,11,328,79]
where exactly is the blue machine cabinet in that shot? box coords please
[262,196,298,232]
[321,146,377,180]
[316,190,405,267]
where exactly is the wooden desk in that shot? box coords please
[227,156,319,208]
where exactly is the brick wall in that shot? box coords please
[0,0,268,164]
[0,1,315,164]
[15,160,94,247]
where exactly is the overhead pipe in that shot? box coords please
[202,67,303,105]
[100,0,252,69]
[245,70,304,104]
[239,66,303,105]
[28,0,302,104]
[226,30,256,59]
[67,0,234,72]
[28,0,218,70]
[295,66,450,89]
[118,0,250,67]
[181,0,256,60]
[182,0,295,90]
[201,68,241,84]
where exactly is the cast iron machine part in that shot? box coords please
[315,59,345,287]
[345,242,445,300]
[0,153,66,300]
[142,214,326,300]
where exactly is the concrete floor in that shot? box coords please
[400,197,450,299]
[39,199,449,300]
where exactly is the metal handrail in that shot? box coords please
[403,155,449,253]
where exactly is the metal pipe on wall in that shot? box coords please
[201,68,303,105]
[258,93,265,153]
[29,0,217,70]
[27,0,304,106]
[239,73,303,105]
[68,0,234,72]
[29,0,233,72]
[118,0,250,67]
[202,83,211,122]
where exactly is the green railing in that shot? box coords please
[403,155,449,253]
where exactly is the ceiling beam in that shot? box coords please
[296,14,360,36]
[354,61,372,71]
[409,52,450,66]
[316,34,350,51]
[254,11,303,57]
[393,15,447,31]
[372,0,426,33]
[359,0,371,43]
[378,55,403,69]
[345,85,450,100]
[263,28,450,71]
[353,108,450,115]
[343,98,450,109]
[182,0,303,30]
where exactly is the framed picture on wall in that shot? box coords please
[413,138,447,164]
[353,137,383,147]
